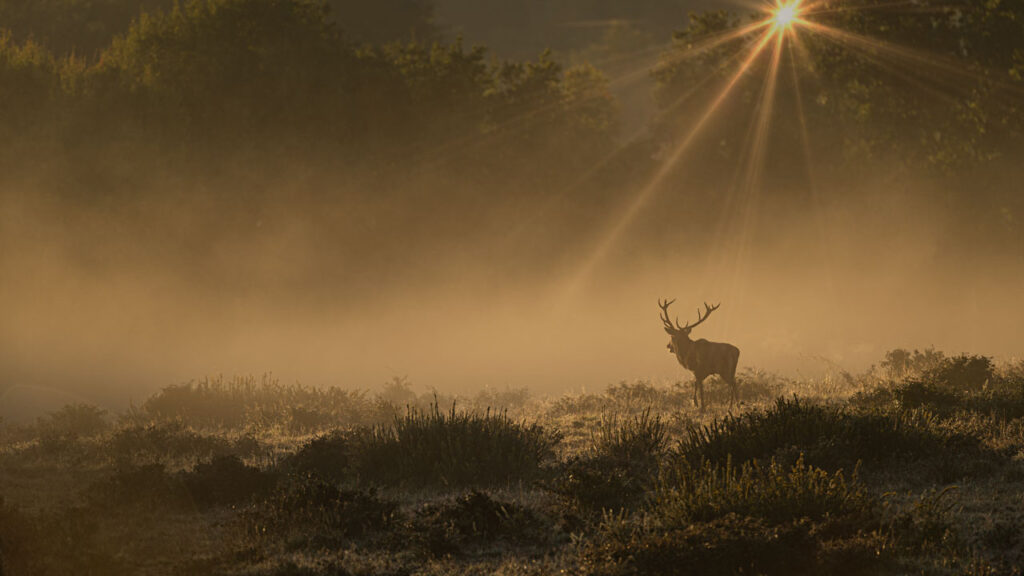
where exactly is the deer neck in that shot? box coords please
[675,334,696,359]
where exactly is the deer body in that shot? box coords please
[659,299,740,410]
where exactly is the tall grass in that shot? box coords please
[137,374,375,431]
[678,397,977,472]
[353,401,561,487]
[660,456,875,525]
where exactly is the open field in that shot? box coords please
[2,350,1023,575]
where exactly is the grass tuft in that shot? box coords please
[352,401,561,487]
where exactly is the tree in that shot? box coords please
[325,0,436,45]
[0,0,176,57]
[98,0,371,149]
[653,1,1024,172]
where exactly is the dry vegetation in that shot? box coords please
[2,350,1023,575]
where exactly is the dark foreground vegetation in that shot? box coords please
[2,350,1024,575]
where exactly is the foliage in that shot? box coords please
[5,362,1024,574]
[0,0,176,56]
[582,458,886,576]
[591,409,668,468]
[653,1,1024,178]
[182,454,278,508]
[0,0,621,218]
[244,479,396,547]
[34,403,110,440]
[855,379,1024,422]
[410,491,551,556]
[138,374,374,431]
[924,354,996,391]
[660,456,875,525]
[353,402,561,487]
[678,398,981,475]
[107,421,233,465]
[547,380,692,417]
[878,347,946,380]
[324,0,436,44]
[552,410,669,516]
[0,500,124,575]
[0,34,60,150]
[88,462,190,508]
[284,430,353,484]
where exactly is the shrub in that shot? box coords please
[583,513,886,576]
[107,421,233,465]
[924,355,995,391]
[854,378,1024,420]
[245,479,396,548]
[592,409,668,470]
[182,455,278,509]
[466,386,532,412]
[36,403,109,439]
[886,487,960,554]
[582,458,886,576]
[88,463,190,508]
[138,375,373,431]
[284,430,352,484]
[659,457,875,525]
[551,410,668,516]
[678,398,975,473]
[0,503,125,576]
[893,380,960,411]
[0,497,37,575]
[352,402,561,487]
[411,491,551,557]
[879,347,946,380]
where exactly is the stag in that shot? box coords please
[658,299,740,410]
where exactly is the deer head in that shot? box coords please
[658,299,720,354]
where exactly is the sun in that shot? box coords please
[772,2,801,31]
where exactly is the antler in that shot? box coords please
[682,302,721,332]
[658,298,687,334]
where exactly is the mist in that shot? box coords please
[1,0,1022,423]
[4,160,1022,420]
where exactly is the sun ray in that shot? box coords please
[409,20,776,171]
[563,25,779,292]
[786,30,837,302]
[719,28,786,320]
[799,19,1024,98]
[498,35,766,247]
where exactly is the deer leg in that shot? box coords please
[695,376,706,412]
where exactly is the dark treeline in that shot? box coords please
[1,0,1023,299]
[0,0,630,297]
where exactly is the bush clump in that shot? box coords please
[353,402,561,487]
[182,455,278,509]
[924,355,995,391]
[283,430,352,484]
[139,375,374,431]
[854,376,1024,420]
[245,479,396,548]
[582,458,887,576]
[660,456,875,525]
[106,421,233,466]
[88,463,190,508]
[552,410,668,516]
[410,491,551,557]
[35,404,110,440]
[679,398,975,473]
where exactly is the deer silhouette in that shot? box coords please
[659,299,740,410]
